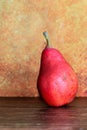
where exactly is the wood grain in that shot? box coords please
[0,97,86,129]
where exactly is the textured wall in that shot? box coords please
[0,0,87,97]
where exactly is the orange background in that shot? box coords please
[0,0,87,97]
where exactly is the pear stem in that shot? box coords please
[43,31,51,47]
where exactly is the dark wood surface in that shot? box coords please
[0,97,87,130]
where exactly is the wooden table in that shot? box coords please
[0,97,87,130]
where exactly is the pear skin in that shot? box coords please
[37,32,78,107]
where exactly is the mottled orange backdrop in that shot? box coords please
[0,0,87,97]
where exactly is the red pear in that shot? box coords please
[37,32,78,107]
